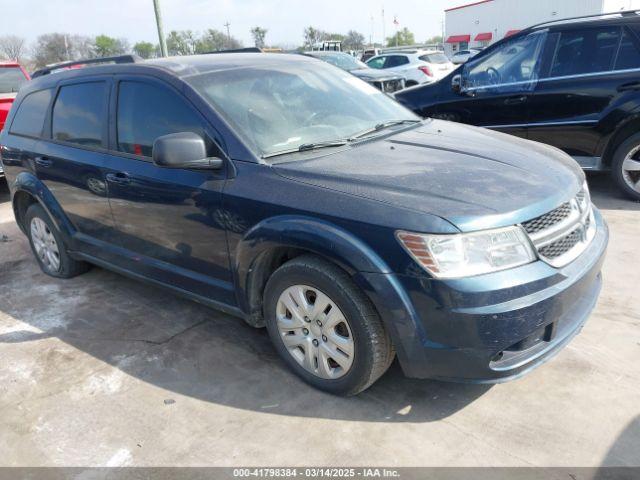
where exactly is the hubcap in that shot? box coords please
[30,217,61,272]
[275,285,354,379]
[622,145,640,194]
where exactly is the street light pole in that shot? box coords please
[224,22,231,43]
[153,0,168,57]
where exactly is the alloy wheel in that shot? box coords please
[276,285,355,379]
[30,217,61,273]
[622,145,640,194]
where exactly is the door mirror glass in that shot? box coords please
[152,132,223,169]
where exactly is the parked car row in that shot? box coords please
[396,10,640,201]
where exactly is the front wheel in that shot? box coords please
[611,132,640,201]
[263,255,394,396]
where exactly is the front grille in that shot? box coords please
[381,79,405,93]
[522,186,595,268]
[522,202,572,234]
[538,228,582,259]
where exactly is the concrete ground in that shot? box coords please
[0,174,638,467]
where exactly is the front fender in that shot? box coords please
[232,215,425,366]
[11,171,75,242]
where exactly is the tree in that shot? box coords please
[133,41,157,59]
[166,31,192,55]
[342,30,365,51]
[250,27,268,49]
[386,27,415,47]
[425,35,443,45]
[0,35,27,61]
[32,33,71,67]
[303,26,325,49]
[94,35,128,57]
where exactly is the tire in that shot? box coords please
[611,132,640,201]
[24,203,90,278]
[263,254,394,396]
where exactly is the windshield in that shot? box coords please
[420,53,449,64]
[0,67,27,94]
[187,61,418,157]
[314,53,368,71]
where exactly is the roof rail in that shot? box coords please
[204,47,263,54]
[524,9,640,32]
[31,54,141,78]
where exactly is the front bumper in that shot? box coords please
[356,207,608,382]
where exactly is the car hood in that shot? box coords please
[349,68,403,81]
[273,119,584,232]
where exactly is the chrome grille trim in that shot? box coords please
[521,186,596,268]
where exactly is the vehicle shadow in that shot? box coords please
[0,215,490,423]
[587,172,640,211]
[0,180,9,203]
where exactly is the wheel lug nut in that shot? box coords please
[304,316,311,323]
[322,335,327,342]
[303,328,309,335]
[312,339,319,347]
[316,320,322,326]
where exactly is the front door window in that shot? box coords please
[462,31,546,93]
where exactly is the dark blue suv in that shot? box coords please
[0,53,608,395]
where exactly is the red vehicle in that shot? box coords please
[0,61,30,131]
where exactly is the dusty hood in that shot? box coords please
[273,119,584,232]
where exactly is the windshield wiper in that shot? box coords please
[262,139,349,159]
[349,119,422,140]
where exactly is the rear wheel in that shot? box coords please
[24,203,90,278]
[611,132,640,201]
[263,255,394,395]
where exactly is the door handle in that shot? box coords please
[504,96,527,105]
[34,156,52,168]
[105,172,131,185]
[617,81,640,92]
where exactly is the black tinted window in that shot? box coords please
[117,81,208,157]
[9,89,52,137]
[385,56,409,68]
[550,27,619,77]
[52,82,107,148]
[615,30,640,70]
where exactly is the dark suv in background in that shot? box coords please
[396,10,640,201]
[0,53,607,395]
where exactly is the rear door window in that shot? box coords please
[385,56,410,68]
[116,81,212,157]
[9,89,52,138]
[0,67,27,94]
[52,82,108,148]
[549,27,620,77]
[615,29,640,70]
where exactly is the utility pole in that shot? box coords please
[381,6,386,45]
[224,22,231,43]
[152,0,168,57]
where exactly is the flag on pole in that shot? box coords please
[393,16,399,25]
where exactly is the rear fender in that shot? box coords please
[11,171,75,243]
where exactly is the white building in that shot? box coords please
[444,0,640,56]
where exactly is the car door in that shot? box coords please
[34,78,119,249]
[103,77,234,305]
[432,30,548,139]
[527,25,640,165]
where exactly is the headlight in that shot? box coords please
[397,226,536,279]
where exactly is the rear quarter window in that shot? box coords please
[9,89,53,138]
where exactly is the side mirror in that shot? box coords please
[152,132,223,170]
[451,74,462,94]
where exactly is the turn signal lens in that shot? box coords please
[397,226,536,278]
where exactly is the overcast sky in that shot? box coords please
[5,0,468,48]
